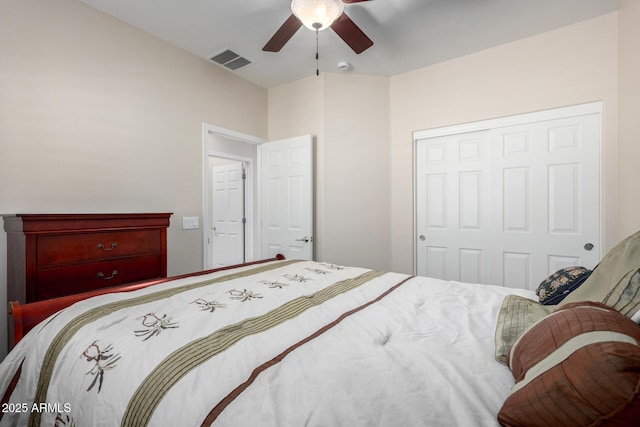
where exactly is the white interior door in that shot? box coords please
[259,135,314,260]
[415,104,601,290]
[211,162,245,267]
[489,114,600,288]
[415,130,493,283]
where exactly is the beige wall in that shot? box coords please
[321,73,391,269]
[618,0,640,238]
[390,12,620,273]
[268,73,391,270]
[0,0,267,356]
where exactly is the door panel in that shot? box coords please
[260,135,313,260]
[416,107,601,290]
[502,167,530,232]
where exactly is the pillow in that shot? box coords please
[535,266,591,305]
[559,230,640,318]
[498,301,640,427]
[494,295,552,364]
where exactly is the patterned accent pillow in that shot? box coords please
[498,301,640,427]
[535,266,592,305]
[559,230,640,318]
[494,295,552,364]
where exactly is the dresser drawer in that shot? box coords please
[35,255,163,301]
[37,230,162,267]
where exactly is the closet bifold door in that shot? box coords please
[414,103,601,290]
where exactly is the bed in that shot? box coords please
[1,232,639,427]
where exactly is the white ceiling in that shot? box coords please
[78,0,619,89]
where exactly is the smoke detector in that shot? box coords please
[337,61,352,72]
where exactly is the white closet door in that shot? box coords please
[489,114,601,289]
[415,106,601,290]
[415,130,491,283]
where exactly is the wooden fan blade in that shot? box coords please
[330,13,373,54]
[262,14,302,52]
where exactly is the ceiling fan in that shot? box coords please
[263,0,374,54]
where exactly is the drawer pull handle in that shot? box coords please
[97,242,118,251]
[97,270,118,280]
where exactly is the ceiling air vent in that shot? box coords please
[208,49,252,71]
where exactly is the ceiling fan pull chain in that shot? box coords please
[315,27,320,76]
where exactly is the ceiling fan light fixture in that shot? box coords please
[291,0,344,31]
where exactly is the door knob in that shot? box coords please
[296,236,312,243]
[584,243,594,251]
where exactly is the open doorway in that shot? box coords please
[202,124,265,269]
[203,125,315,267]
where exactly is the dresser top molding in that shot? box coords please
[3,213,173,234]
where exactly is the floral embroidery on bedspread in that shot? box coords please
[134,313,179,341]
[55,412,76,427]
[191,298,227,312]
[259,280,289,289]
[188,265,351,313]
[81,341,121,393]
[284,273,312,283]
[227,289,263,302]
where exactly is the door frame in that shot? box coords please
[202,123,266,269]
[412,101,604,277]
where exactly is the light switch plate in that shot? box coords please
[182,216,199,230]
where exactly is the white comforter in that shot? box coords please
[0,260,535,427]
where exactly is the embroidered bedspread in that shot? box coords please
[0,260,535,426]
